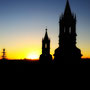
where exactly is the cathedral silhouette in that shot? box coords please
[40,0,82,64]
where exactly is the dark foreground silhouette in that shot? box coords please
[0,59,90,72]
[0,58,90,65]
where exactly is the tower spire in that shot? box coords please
[64,0,71,16]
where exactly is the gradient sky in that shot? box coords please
[0,0,89,59]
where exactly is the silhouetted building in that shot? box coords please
[54,0,82,64]
[40,28,52,64]
[2,48,6,60]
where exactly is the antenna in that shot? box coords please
[2,48,6,60]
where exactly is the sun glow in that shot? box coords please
[27,52,39,60]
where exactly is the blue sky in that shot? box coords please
[0,0,89,59]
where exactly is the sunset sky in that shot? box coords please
[0,0,89,59]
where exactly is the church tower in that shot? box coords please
[40,28,52,64]
[54,0,82,64]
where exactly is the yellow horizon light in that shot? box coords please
[26,52,39,60]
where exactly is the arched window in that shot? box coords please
[69,27,71,34]
[45,43,47,48]
[64,27,66,33]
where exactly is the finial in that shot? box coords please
[45,26,48,32]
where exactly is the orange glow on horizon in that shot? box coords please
[0,46,90,60]
[26,52,39,60]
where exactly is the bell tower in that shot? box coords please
[40,28,52,64]
[59,0,77,48]
[59,0,76,48]
[54,0,82,64]
[42,28,50,55]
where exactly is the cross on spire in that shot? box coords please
[44,28,49,39]
[45,27,47,32]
